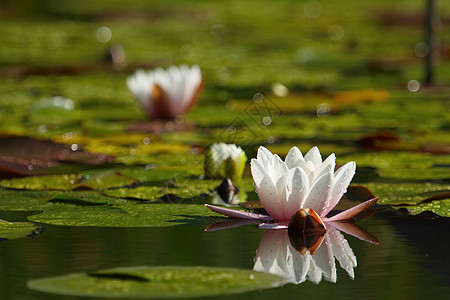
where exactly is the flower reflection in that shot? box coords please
[253,227,358,284]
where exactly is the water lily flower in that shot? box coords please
[204,143,247,182]
[253,227,357,284]
[126,64,203,119]
[205,145,378,229]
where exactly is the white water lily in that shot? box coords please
[251,146,356,222]
[126,64,202,119]
[253,227,357,284]
[204,143,247,182]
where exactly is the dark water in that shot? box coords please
[0,210,449,300]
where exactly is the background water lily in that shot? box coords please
[126,64,203,119]
[204,143,247,182]
[251,146,356,223]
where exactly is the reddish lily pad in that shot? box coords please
[0,136,114,178]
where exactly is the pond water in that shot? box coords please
[1,209,448,299]
[1,0,449,298]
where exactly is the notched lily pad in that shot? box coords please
[0,219,40,240]
[27,204,220,227]
[27,266,285,298]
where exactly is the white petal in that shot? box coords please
[328,228,356,279]
[304,171,332,216]
[312,233,337,283]
[257,146,274,169]
[284,146,304,169]
[304,160,316,184]
[290,248,310,284]
[283,167,310,217]
[304,146,322,172]
[250,158,269,186]
[251,159,284,221]
[322,161,356,217]
[317,153,336,178]
[253,230,287,276]
[271,154,289,183]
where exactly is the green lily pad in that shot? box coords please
[0,189,130,211]
[0,172,139,191]
[364,183,450,205]
[0,189,58,211]
[342,152,450,180]
[396,199,450,217]
[0,219,39,240]
[113,168,190,184]
[27,266,285,298]
[377,167,450,181]
[102,186,162,201]
[27,204,220,227]
[0,174,82,191]
[76,172,139,190]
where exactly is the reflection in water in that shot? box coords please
[253,227,358,284]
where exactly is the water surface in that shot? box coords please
[1,209,448,299]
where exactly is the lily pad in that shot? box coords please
[0,189,58,211]
[396,199,450,217]
[27,204,220,227]
[0,172,139,191]
[27,266,285,298]
[0,136,114,178]
[0,174,82,191]
[102,186,162,201]
[342,152,450,180]
[0,219,39,240]
[76,172,139,190]
[364,183,450,205]
[0,189,129,211]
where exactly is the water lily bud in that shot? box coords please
[204,143,247,182]
[288,208,327,234]
[288,229,325,255]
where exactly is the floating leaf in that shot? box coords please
[0,188,57,211]
[0,219,39,240]
[342,152,450,180]
[332,89,389,105]
[0,189,129,211]
[396,199,450,217]
[1,174,82,191]
[0,136,114,178]
[364,183,450,205]
[358,132,401,151]
[102,186,162,201]
[126,120,195,133]
[27,266,285,298]
[76,172,139,190]
[27,204,220,227]
[102,178,221,201]
[0,172,139,191]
